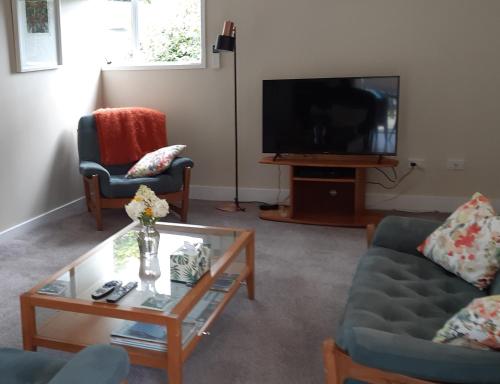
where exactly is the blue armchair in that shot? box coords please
[0,344,129,384]
[78,113,194,230]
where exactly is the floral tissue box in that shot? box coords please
[170,242,211,284]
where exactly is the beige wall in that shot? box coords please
[0,0,102,232]
[102,0,500,205]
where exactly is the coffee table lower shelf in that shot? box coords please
[30,265,251,373]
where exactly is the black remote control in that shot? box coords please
[106,281,138,303]
[91,280,121,300]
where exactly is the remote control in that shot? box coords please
[91,280,121,300]
[106,281,138,303]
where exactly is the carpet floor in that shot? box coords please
[0,200,382,383]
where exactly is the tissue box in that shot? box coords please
[170,242,211,284]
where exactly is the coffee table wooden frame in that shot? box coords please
[20,222,255,384]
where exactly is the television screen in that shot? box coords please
[262,76,399,155]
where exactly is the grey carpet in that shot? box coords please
[0,200,440,383]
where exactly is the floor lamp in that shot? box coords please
[214,21,245,212]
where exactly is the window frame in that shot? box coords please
[102,0,206,71]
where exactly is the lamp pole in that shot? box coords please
[215,22,245,212]
[232,32,244,211]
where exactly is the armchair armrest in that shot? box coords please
[163,157,194,176]
[48,345,129,384]
[372,216,441,256]
[347,327,500,384]
[79,161,111,183]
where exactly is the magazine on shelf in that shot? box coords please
[111,288,224,352]
[111,321,197,351]
[211,273,239,292]
[37,280,68,296]
[186,290,223,324]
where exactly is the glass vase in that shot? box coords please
[137,224,161,293]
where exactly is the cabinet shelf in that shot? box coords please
[259,155,398,228]
[293,177,356,183]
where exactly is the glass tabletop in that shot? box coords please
[36,222,246,317]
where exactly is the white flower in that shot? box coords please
[125,185,169,223]
[125,199,146,221]
[152,199,169,218]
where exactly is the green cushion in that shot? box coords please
[0,348,65,384]
[48,345,129,384]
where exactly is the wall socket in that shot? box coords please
[408,158,425,169]
[447,159,465,171]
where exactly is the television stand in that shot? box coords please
[273,153,283,161]
[259,155,399,227]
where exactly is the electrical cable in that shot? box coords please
[367,166,415,190]
[374,167,397,183]
[276,165,282,204]
[390,166,397,181]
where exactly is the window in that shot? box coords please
[102,0,205,69]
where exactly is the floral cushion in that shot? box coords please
[126,145,186,179]
[417,193,500,290]
[434,295,500,350]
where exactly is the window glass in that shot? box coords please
[102,0,203,67]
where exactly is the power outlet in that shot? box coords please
[408,158,425,169]
[447,159,465,171]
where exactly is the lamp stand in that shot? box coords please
[216,32,245,212]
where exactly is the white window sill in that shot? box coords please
[102,62,207,71]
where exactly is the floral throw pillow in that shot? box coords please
[434,295,500,350]
[417,193,500,290]
[126,145,186,179]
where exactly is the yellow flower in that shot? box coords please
[134,196,143,202]
[144,207,153,217]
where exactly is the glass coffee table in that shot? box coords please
[20,222,255,384]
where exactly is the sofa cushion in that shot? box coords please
[434,295,500,349]
[99,157,193,198]
[126,145,186,178]
[336,246,496,382]
[346,327,500,383]
[0,348,65,384]
[337,246,485,349]
[417,192,500,290]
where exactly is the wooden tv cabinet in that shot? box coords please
[259,155,399,227]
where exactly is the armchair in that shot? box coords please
[78,113,193,230]
[0,344,129,384]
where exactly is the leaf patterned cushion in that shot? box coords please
[434,295,500,349]
[417,193,500,290]
[126,145,186,178]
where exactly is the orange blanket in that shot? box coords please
[94,107,167,166]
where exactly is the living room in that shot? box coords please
[1,0,499,383]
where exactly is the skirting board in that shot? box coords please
[190,185,500,213]
[0,197,86,238]
[2,187,499,238]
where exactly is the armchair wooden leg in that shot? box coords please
[83,177,91,212]
[180,167,191,223]
[86,175,103,231]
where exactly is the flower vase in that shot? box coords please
[138,224,161,293]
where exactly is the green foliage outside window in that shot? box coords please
[139,0,201,64]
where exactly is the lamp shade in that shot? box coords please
[215,35,235,52]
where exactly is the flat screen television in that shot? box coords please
[262,76,399,155]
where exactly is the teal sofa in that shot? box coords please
[0,344,129,384]
[324,216,500,384]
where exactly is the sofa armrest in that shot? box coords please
[48,345,129,384]
[372,216,441,256]
[347,327,500,384]
[79,161,111,183]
